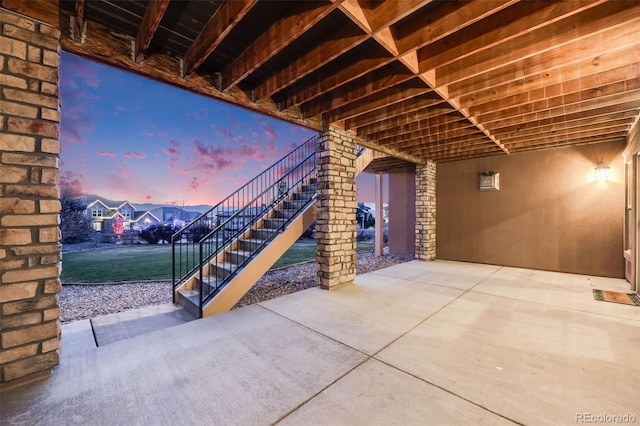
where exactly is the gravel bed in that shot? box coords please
[58,252,412,324]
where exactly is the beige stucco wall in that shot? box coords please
[436,140,625,278]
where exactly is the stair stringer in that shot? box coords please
[201,203,317,317]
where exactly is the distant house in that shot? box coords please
[82,196,199,232]
[150,207,201,230]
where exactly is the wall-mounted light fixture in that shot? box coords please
[479,171,499,191]
[595,159,610,182]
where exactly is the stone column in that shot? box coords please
[415,161,436,260]
[316,126,357,289]
[0,8,62,383]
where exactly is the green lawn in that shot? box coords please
[61,241,376,283]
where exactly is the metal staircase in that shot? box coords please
[171,136,318,318]
[171,136,384,318]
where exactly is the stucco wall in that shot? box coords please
[436,141,625,278]
[388,168,415,256]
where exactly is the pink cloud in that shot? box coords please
[158,131,169,137]
[123,152,132,158]
[163,147,178,156]
[144,131,154,137]
[188,176,209,192]
[98,151,115,157]
[118,160,131,176]
[134,152,146,159]
[260,120,278,142]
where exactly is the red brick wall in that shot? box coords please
[0,7,62,383]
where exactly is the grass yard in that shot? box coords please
[61,240,377,283]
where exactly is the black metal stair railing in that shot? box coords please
[171,135,318,314]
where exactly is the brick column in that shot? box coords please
[0,8,62,383]
[316,126,357,289]
[415,160,436,260]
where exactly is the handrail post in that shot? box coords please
[198,240,204,318]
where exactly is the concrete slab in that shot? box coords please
[91,303,196,346]
[279,358,515,425]
[1,305,366,425]
[473,267,640,321]
[371,260,501,290]
[377,291,640,425]
[60,319,96,358]
[260,273,464,354]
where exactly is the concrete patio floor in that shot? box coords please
[1,260,639,425]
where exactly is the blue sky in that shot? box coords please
[59,53,380,206]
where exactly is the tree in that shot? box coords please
[59,188,93,243]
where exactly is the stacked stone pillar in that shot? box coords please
[0,8,62,383]
[316,126,357,289]
[415,160,436,260]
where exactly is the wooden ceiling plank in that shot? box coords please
[396,132,492,151]
[344,96,445,130]
[395,0,518,55]
[279,51,394,111]
[257,0,430,100]
[457,53,640,107]
[490,102,640,135]
[436,1,640,87]
[323,80,433,123]
[300,62,414,117]
[469,73,640,118]
[503,123,632,146]
[220,1,341,91]
[253,24,366,100]
[509,136,626,153]
[381,127,483,148]
[355,138,423,164]
[134,0,170,63]
[363,112,468,141]
[182,0,258,79]
[504,127,630,149]
[416,141,498,157]
[420,0,605,72]
[355,105,455,136]
[478,88,640,126]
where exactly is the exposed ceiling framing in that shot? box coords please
[51,0,640,164]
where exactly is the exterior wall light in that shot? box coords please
[595,160,610,182]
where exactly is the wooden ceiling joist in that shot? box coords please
[53,0,640,165]
[134,0,170,63]
[73,0,84,43]
[182,0,258,79]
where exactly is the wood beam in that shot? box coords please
[300,61,414,117]
[381,127,483,148]
[435,1,640,88]
[59,9,321,132]
[373,120,476,146]
[479,87,640,127]
[256,0,428,100]
[507,134,627,152]
[482,96,640,130]
[220,1,340,91]
[354,105,455,136]
[394,0,517,55]
[73,0,84,42]
[416,140,497,157]
[492,107,639,137]
[363,112,467,141]
[459,58,640,108]
[279,49,393,111]
[355,138,423,164]
[468,74,640,119]
[419,0,605,72]
[134,0,170,63]
[1,0,59,27]
[503,123,631,147]
[323,79,433,123]
[426,146,504,162]
[345,96,445,130]
[182,0,258,79]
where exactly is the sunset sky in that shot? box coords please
[59,53,380,207]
